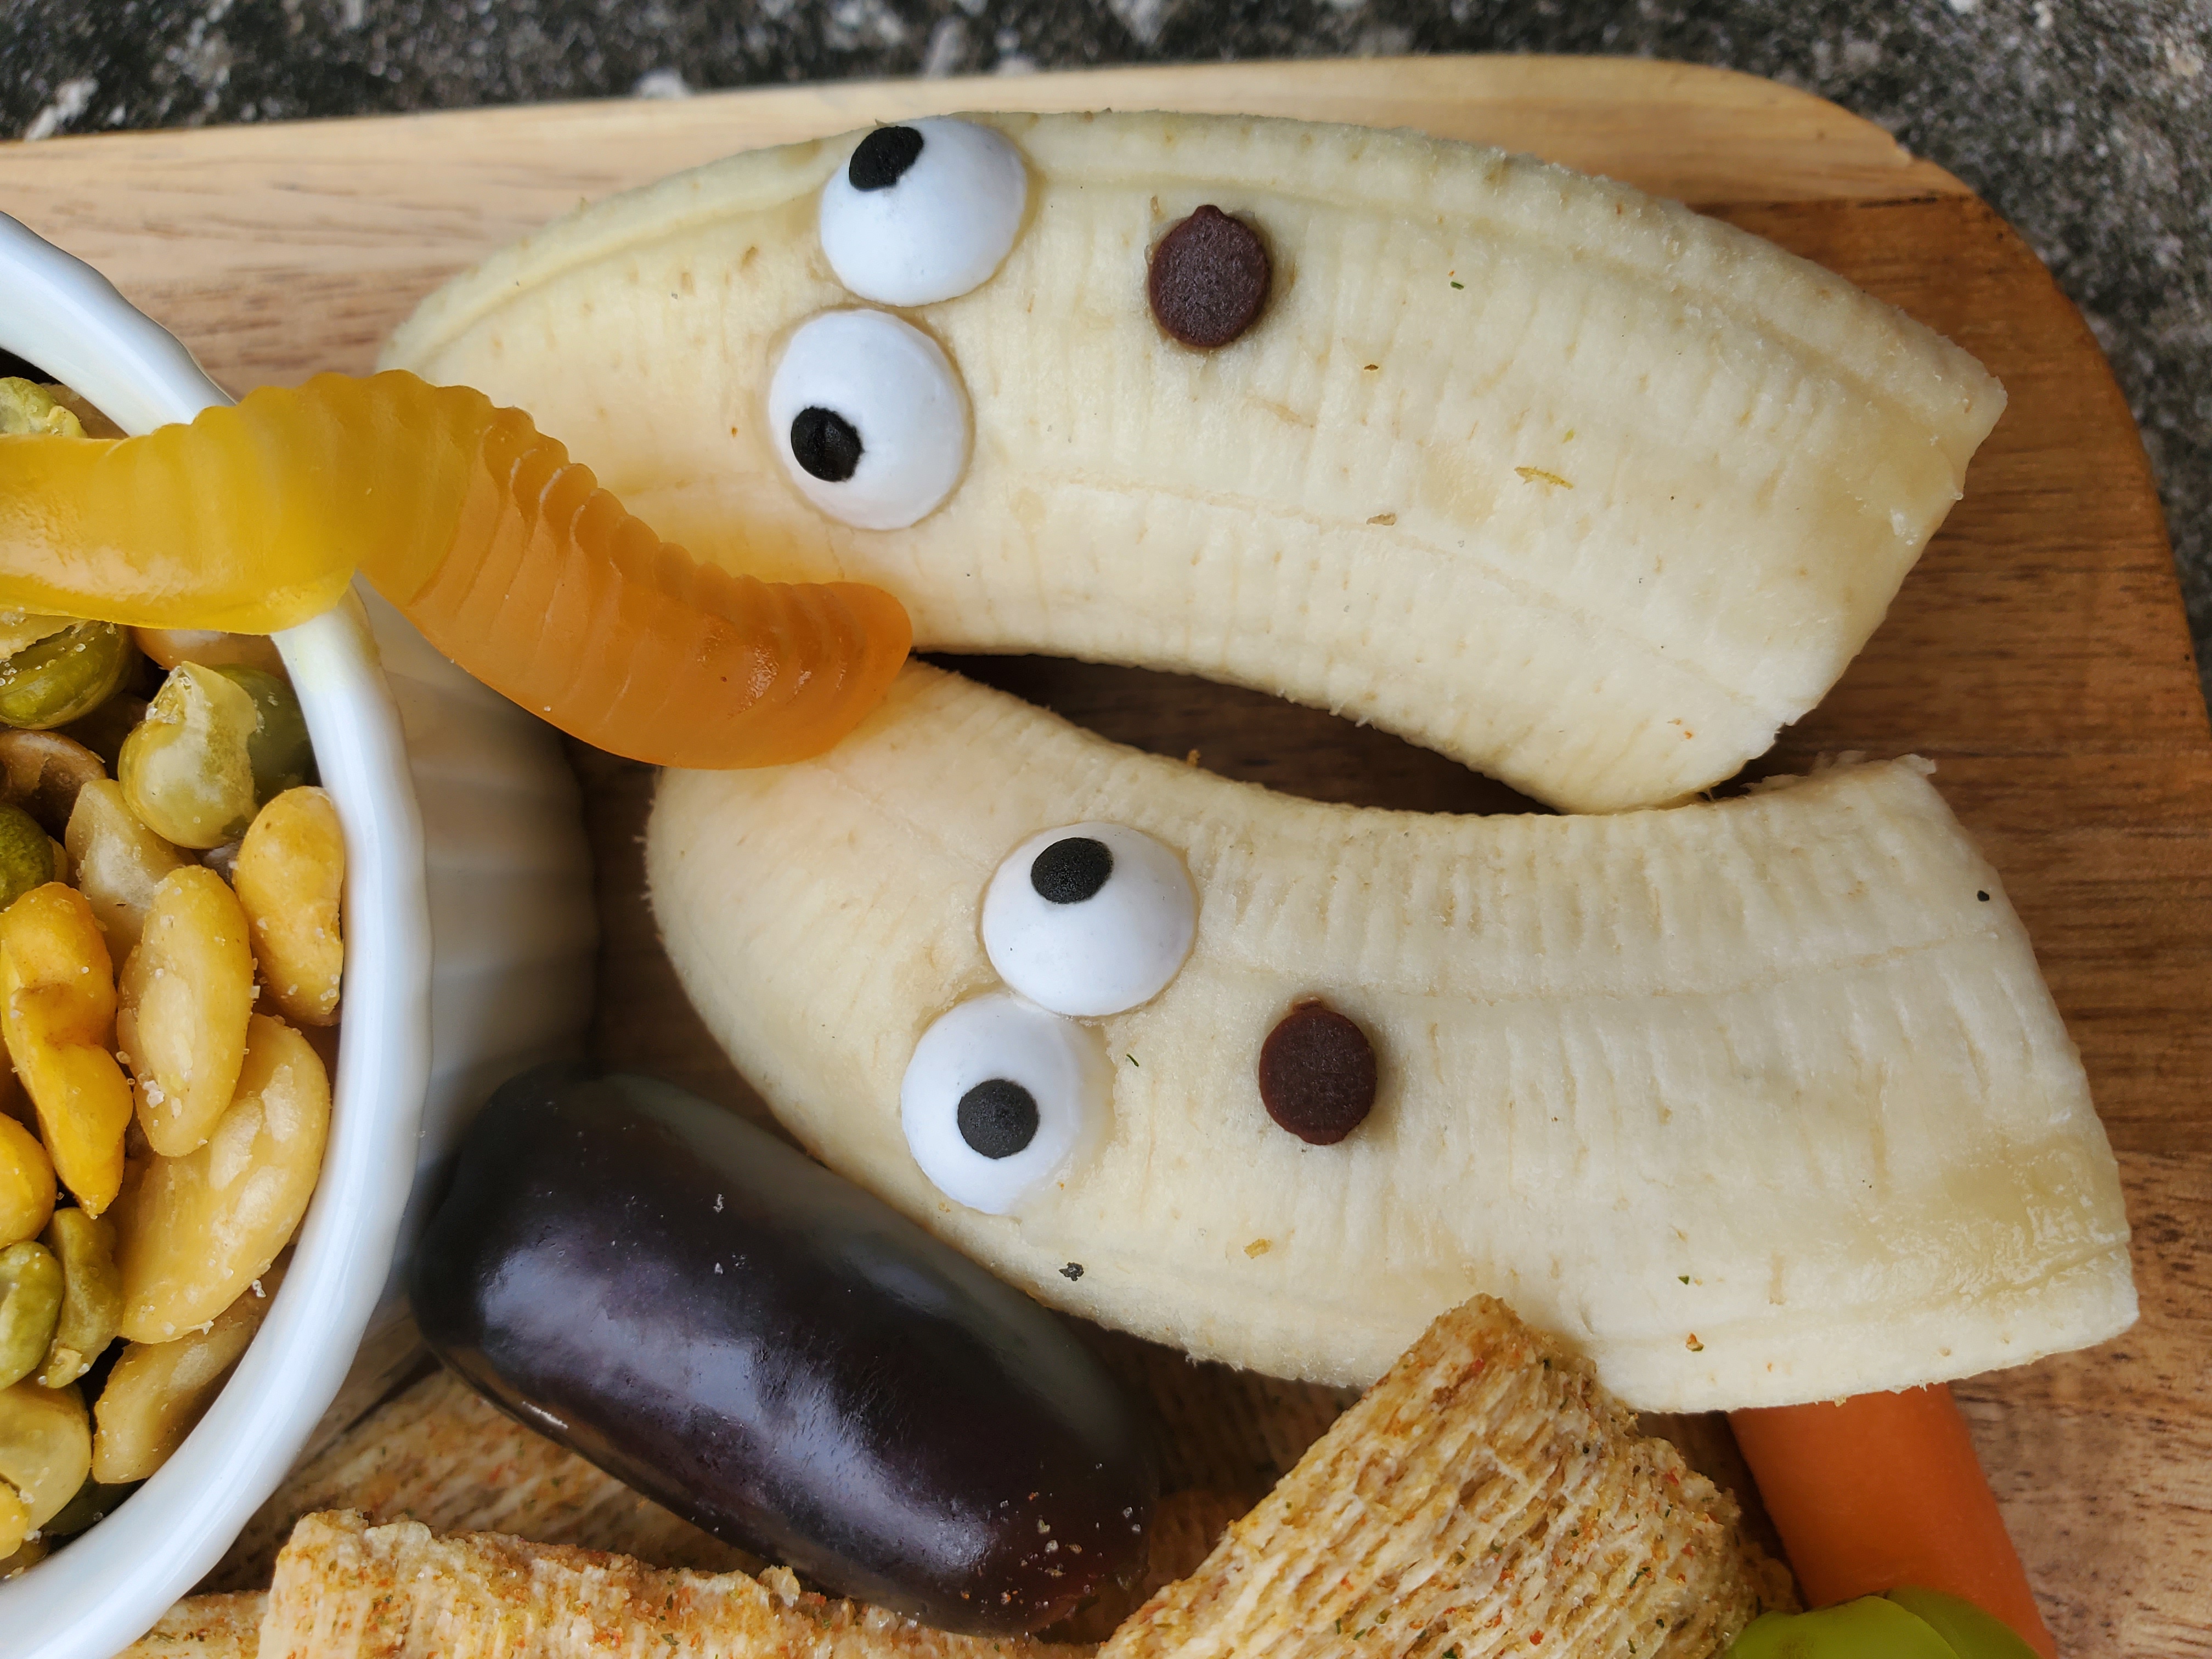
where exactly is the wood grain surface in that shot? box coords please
[7,56,2202,1657]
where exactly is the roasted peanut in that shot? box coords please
[0,730,107,838]
[65,778,188,958]
[0,1062,30,1132]
[117,867,255,1157]
[131,630,285,678]
[0,1379,92,1534]
[112,1014,327,1342]
[92,1268,279,1485]
[0,1242,60,1391]
[0,1115,53,1248]
[37,1207,119,1389]
[59,692,147,774]
[234,787,344,1028]
[0,884,132,1215]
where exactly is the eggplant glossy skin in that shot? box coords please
[410,1064,1155,1634]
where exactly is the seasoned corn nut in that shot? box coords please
[37,1207,120,1390]
[0,884,131,1215]
[119,866,255,1157]
[93,1266,279,1485]
[0,1379,91,1535]
[114,1014,327,1342]
[0,1242,60,1392]
[0,1115,54,1248]
[235,787,343,1027]
[0,1481,24,1559]
[65,778,187,958]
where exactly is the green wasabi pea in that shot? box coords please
[118,663,261,848]
[0,380,83,438]
[0,805,54,911]
[37,1207,120,1390]
[211,664,313,805]
[0,623,133,731]
[0,1242,62,1392]
[41,1475,134,1538]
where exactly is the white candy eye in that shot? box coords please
[819,118,1029,306]
[981,822,1197,1018]
[901,994,1109,1216]
[769,309,970,531]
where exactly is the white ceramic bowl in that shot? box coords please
[0,213,595,1658]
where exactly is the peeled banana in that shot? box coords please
[647,664,2132,1413]
[386,111,2004,814]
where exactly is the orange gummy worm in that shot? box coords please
[0,370,911,768]
[1731,1385,2056,1657]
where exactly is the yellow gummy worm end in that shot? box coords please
[0,371,494,635]
[0,371,912,768]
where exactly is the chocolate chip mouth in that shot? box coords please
[958,1077,1040,1159]
[1257,1000,1376,1146]
[791,405,864,482]
[1147,205,1271,350]
[850,125,925,192]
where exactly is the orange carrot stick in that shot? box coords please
[1730,1385,2055,1658]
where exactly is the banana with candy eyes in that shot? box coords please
[647,664,2132,1413]
[387,110,2003,812]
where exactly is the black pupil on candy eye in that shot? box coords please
[957,1079,1039,1159]
[791,407,864,482]
[1031,837,1113,904]
[850,126,925,191]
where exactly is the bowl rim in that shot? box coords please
[0,210,435,1659]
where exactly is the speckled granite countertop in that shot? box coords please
[3,1,2206,702]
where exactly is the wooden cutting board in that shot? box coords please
[7,55,2205,1656]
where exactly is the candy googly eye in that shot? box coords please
[819,118,1030,307]
[901,993,1110,1216]
[981,822,1197,1018]
[769,309,971,531]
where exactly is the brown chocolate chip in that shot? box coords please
[1258,999,1376,1146]
[1147,205,1270,349]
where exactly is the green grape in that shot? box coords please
[1727,1598,1960,1659]
[211,664,313,804]
[0,806,53,911]
[0,623,132,731]
[1883,1590,2040,1659]
[117,663,260,849]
